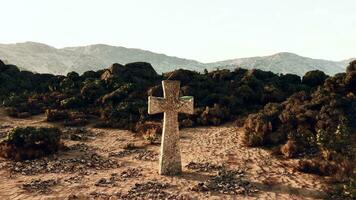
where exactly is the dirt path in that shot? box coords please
[0,110,328,199]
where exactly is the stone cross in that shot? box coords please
[148,80,194,175]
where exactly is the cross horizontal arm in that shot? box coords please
[148,96,166,114]
[177,96,194,114]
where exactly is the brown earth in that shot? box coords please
[0,109,328,199]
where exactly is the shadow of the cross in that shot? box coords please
[251,181,327,199]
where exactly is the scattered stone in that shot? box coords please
[134,150,159,161]
[95,177,115,187]
[89,191,111,199]
[6,143,119,175]
[116,181,182,200]
[120,168,143,179]
[66,194,79,200]
[191,169,257,196]
[61,127,98,141]
[108,147,158,162]
[123,143,140,150]
[94,173,126,187]
[108,149,142,158]
[68,143,95,151]
[185,161,224,172]
[22,178,59,194]
[63,175,84,184]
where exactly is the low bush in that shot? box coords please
[0,127,62,161]
[242,61,356,196]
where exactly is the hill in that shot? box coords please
[0,42,350,76]
[209,52,347,76]
[0,42,204,74]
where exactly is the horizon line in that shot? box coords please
[0,40,353,64]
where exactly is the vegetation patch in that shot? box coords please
[1,60,320,130]
[0,127,62,161]
[242,61,356,197]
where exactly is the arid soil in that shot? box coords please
[0,109,328,200]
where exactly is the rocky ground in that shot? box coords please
[0,109,328,200]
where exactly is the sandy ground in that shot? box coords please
[0,110,328,200]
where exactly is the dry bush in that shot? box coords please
[143,128,158,144]
[280,139,298,158]
[242,64,356,197]
[134,121,162,135]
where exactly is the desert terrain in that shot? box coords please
[0,109,328,200]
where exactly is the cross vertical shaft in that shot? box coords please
[160,110,181,175]
[148,80,194,175]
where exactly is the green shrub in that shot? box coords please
[0,127,62,160]
[60,96,84,108]
[316,117,353,159]
[331,179,356,200]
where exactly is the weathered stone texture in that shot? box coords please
[148,80,194,175]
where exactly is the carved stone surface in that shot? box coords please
[148,80,194,175]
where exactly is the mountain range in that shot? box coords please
[0,42,352,76]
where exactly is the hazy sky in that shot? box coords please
[0,0,355,62]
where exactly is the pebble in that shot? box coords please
[6,143,119,175]
[120,168,143,179]
[22,178,59,194]
[186,161,224,172]
[116,181,186,199]
[134,150,158,161]
[191,169,258,196]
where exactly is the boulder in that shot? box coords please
[302,70,328,87]
[124,62,158,80]
[164,69,198,85]
[101,62,159,83]
[100,69,112,81]
[100,63,124,81]
[110,63,124,74]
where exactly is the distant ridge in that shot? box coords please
[209,52,348,76]
[0,42,351,76]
